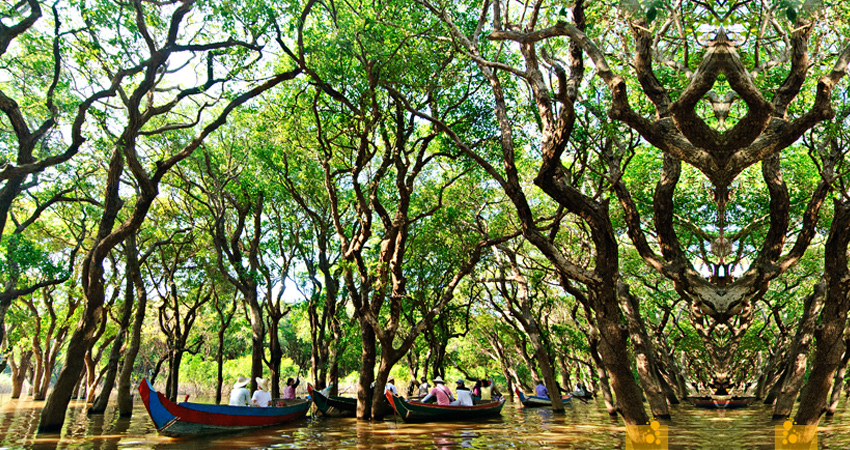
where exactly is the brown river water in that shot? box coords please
[3,393,850,449]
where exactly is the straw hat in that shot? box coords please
[433,376,445,384]
[387,376,395,383]
[256,377,269,391]
[233,376,250,389]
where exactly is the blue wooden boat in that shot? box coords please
[515,386,571,408]
[139,378,310,437]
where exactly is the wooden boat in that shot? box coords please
[515,387,571,408]
[688,396,756,409]
[139,378,309,437]
[571,391,594,400]
[308,383,357,417]
[385,392,505,422]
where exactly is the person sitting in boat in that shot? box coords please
[252,377,272,407]
[417,376,430,397]
[571,382,587,397]
[421,376,454,405]
[228,376,252,406]
[385,376,398,395]
[451,379,474,406]
[535,380,549,399]
[480,376,495,400]
[283,376,300,399]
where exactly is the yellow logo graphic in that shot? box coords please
[775,420,817,450]
[625,419,668,450]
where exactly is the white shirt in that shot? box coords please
[451,388,474,406]
[252,389,272,407]
[385,383,398,395]
[229,387,251,406]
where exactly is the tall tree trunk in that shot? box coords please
[84,350,98,403]
[589,326,617,416]
[558,354,572,391]
[117,232,146,416]
[268,319,282,399]
[248,291,264,392]
[356,324,376,420]
[763,366,787,404]
[827,334,850,416]
[794,199,850,430]
[10,349,32,398]
[773,284,826,419]
[618,282,670,419]
[593,287,650,426]
[90,271,136,414]
[216,325,226,405]
[167,351,184,402]
[40,198,115,432]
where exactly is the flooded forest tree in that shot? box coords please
[3,0,850,443]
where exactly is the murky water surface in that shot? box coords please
[3,393,850,449]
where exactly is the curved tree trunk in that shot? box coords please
[268,319,283,399]
[90,270,136,414]
[794,199,850,430]
[593,287,651,425]
[826,333,850,416]
[773,284,826,419]
[117,232,147,416]
[9,349,32,399]
[618,282,670,418]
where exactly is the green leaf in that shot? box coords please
[647,6,658,24]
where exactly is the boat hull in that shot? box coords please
[515,387,571,408]
[688,396,755,409]
[139,378,309,437]
[308,384,357,417]
[386,392,504,422]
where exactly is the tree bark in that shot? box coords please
[117,233,146,416]
[356,324,376,420]
[618,282,670,419]
[9,349,32,398]
[794,198,850,428]
[827,333,850,415]
[89,269,136,414]
[773,284,826,419]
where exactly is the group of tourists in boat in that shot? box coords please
[144,372,759,437]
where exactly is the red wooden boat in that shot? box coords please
[139,378,309,437]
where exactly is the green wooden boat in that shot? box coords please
[308,383,357,417]
[385,392,505,422]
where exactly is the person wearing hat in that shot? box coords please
[451,379,474,406]
[384,376,398,396]
[229,376,251,406]
[421,376,454,405]
[252,377,272,407]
